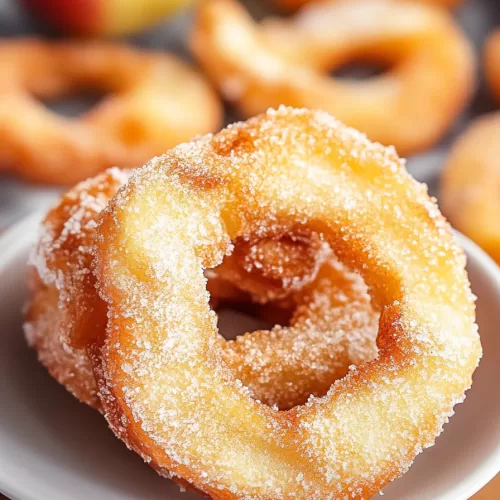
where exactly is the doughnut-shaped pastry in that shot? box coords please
[485,29,500,103]
[274,0,463,12]
[92,107,481,498]
[26,167,378,411]
[0,39,221,185]
[440,112,500,264]
[192,0,474,155]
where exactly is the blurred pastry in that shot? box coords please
[192,0,474,155]
[440,30,500,264]
[441,112,500,264]
[0,39,221,184]
[274,0,463,12]
[485,29,500,103]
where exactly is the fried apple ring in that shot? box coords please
[440,112,500,264]
[441,31,500,263]
[274,0,463,12]
[90,106,481,498]
[0,39,221,185]
[192,0,474,155]
[26,166,378,411]
[485,29,500,103]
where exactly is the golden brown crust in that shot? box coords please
[24,273,100,408]
[211,234,328,303]
[220,256,378,409]
[0,39,222,184]
[191,0,474,155]
[91,107,480,498]
[24,168,132,407]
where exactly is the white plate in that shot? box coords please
[0,214,499,500]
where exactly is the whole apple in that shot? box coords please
[22,0,197,37]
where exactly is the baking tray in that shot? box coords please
[0,0,499,229]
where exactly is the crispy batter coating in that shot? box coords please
[0,39,221,184]
[192,0,474,155]
[26,167,378,412]
[25,168,130,406]
[24,272,99,407]
[92,107,481,498]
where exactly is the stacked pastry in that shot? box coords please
[25,107,481,499]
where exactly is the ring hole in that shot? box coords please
[332,60,392,80]
[207,234,319,341]
[207,235,380,410]
[40,91,107,118]
[215,302,292,341]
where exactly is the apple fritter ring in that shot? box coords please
[274,0,463,12]
[25,167,378,411]
[0,39,221,185]
[192,0,474,155]
[440,31,500,263]
[485,29,500,103]
[440,112,500,264]
[91,107,481,498]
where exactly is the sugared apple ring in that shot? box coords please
[91,107,481,498]
[0,39,221,185]
[440,112,500,264]
[191,0,474,155]
[26,167,378,411]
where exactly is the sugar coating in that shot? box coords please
[25,164,378,413]
[25,167,131,406]
[24,274,98,407]
[212,235,330,304]
[222,253,378,410]
[92,106,481,498]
